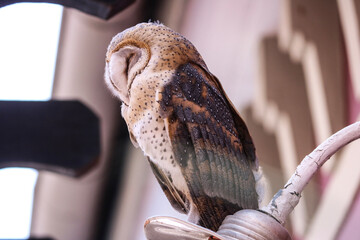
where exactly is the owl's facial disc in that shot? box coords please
[107,42,150,105]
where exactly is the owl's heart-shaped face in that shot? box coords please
[106,40,150,106]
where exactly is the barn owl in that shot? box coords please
[104,22,265,231]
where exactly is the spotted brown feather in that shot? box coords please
[158,62,258,231]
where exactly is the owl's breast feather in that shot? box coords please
[124,98,190,197]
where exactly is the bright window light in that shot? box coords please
[0,168,39,238]
[0,3,62,101]
[0,3,63,238]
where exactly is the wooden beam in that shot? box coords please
[0,0,135,19]
[254,36,318,237]
[302,42,337,173]
[257,37,315,168]
[0,100,100,177]
[338,0,360,100]
[278,0,346,172]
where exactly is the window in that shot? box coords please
[0,3,63,238]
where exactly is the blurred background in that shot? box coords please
[0,0,360,239]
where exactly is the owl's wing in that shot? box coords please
[158,63,259,231]
[147,157,188,214]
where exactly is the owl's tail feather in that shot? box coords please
[194,195,242,232]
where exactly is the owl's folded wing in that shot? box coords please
[158,62,258,231]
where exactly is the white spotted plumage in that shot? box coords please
[105,22,204,205]
[121,66,190,198]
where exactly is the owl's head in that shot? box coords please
[104,22,207,105]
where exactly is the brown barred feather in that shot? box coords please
[159,63,258,231]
